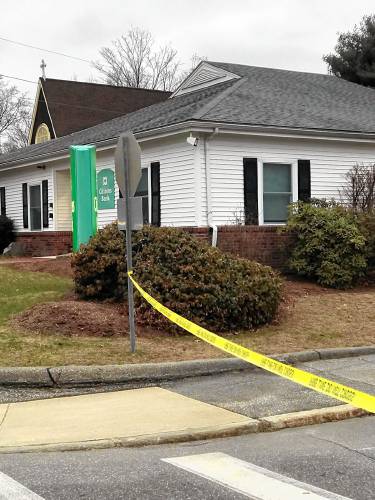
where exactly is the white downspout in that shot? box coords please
[204,127,219,246]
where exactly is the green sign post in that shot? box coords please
[70,145,97,252]
[97,169,115,210]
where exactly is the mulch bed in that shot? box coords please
[6,255,375,338]
[0,257,73,278]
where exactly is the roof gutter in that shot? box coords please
[1,119,375,171]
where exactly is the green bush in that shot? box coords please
[357,211,375,269]
[72,223,282,332]
[71,223,127,300]
[0,215,15,253]
[284,200,367,288]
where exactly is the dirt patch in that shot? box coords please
[0,257,72,278]
[11,300,163,338]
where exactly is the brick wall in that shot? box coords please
[184,226,294,269]
[16,232,72,257]
[16,226,293,268]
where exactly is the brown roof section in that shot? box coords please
[41,78,171,137]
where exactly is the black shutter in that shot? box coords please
[243,158,258,224]
[298,160,311,202]
[42,180,49,228]
[0,187,5,216]
[22,183,28,228]
[151,162,160,226]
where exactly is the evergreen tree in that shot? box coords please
[323,15,375,88]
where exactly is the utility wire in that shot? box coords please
[0,76,147,115]
[0,35,92,63]
[0,74,37,84]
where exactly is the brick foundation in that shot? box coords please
[16,232,72,257]
[184,226,294,269]
[16,226,293,268]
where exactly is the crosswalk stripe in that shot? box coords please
[0,471,44,500]
[162,452,351,500]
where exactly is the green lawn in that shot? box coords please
[0,265,374,367]
[0,267,72,325]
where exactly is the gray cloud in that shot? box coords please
[1,0,373,101]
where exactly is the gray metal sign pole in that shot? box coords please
[115,132,142,354]
[124,180,136,354]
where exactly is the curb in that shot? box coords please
[0,404,371,455]
[259,404,369,431]
[1,346,374,388]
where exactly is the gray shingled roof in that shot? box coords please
[0,80,234,167]
[201,62,375,134]
[1,61,375,167]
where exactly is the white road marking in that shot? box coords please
[162,452,351,500]
[0,471,44,499]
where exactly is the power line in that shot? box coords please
[0,35,92,64]
[0,74,37,84]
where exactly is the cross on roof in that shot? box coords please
[40,59,46,80]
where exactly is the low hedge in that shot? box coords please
[284,200,367,288]
[72,224,282,332]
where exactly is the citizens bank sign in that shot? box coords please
[97,169,115,210]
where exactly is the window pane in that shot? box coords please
[263,163,291,192]
[135,169,148,196]
[264,193,291,223]
[142,197,149,224]
[30,185,41,230]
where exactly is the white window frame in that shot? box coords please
[257,159,298,225]
[28,182,43,232]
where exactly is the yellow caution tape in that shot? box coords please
[128,272,375,414]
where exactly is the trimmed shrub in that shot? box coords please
[71,223,127,300]
[0,216,15,253]
[357,211,375,269]
[284,200,367,288]
[72,223,282,332]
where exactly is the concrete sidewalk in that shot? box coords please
[0,387,257,454]
[0,354,373,454]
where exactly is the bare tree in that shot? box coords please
[0,78,31,153]
[340,163,375,213]
[179,54,207,82]
[93,27,182,91]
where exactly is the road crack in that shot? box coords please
[309,432,375,464]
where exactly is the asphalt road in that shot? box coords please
[1,355,374,418]
[0,416,373,499]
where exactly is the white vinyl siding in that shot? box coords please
[2,130,373,234]
[95,136,197,229]
[207,135,375,225]
[0,166,53,231]
[141,136,196,227]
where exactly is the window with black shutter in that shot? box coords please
[243,158,258,224]
[151,162,160,226]
[298,160,311,202]
[0,187,5,216]
[22,183,28,228]
[134,169,149,224]
[42,180,49,228]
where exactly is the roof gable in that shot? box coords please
[29,83,56,144]
[35,79,171,138]
[172,61,240,97]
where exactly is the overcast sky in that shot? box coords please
[1,0,374,103]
